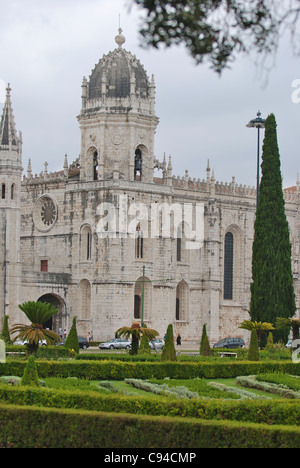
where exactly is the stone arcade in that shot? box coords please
[1,30,300,345]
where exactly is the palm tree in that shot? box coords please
[11,301,61,355]
[276,317,300,343]
[116,321,158,355]
[239,320,275,348]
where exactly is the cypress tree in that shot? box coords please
[250,113,296,345]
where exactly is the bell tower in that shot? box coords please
[77,29,159,183]
[0,84,22,325]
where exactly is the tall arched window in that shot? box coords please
[135,224,144,259]
[11,184,15,200]
[134,295,141,319]
[176,226,182,262]
[93,151,98,181]
[224,232,234,300]
[1,184,5,200]
[80,225,92,261]
[134,148,142,180]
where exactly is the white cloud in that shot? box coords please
[0,0,299,188]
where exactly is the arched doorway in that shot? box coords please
[38,294,66,334]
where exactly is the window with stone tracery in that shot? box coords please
[224,232,234,300]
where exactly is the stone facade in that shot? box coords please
[1,31,300,345]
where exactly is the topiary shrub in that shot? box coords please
[200,324,211,356]
[0,315,11,344]
[265,332,274,350]
[248,329,260,361]
[161,324,177,362]
[139,325,150,355]
[21,356,40,387]
[64,317,79,354]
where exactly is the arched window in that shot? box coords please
[224,232,234,300]
[1,184,5,200]
[134,148,142,180]
[11,184,15,200]
[80,225,92,261]
[93,151,98,181]
[176,226,182,262]
[134,295,141,319]
[135,224,144,259]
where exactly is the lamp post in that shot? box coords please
[246,111,265,207]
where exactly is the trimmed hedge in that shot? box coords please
[6,345,69,360]
[1,403,300,448]
[1,382,300,426]
[1,360,300,380]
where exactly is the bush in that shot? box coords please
[21,356,40,387]
[64,317,79,354]
[0,316,11,345]
[248,330,260,361]
[161,324,177,362]
[0,402,300,448]
[200,324,211,356]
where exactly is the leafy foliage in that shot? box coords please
[276,317,300,341]
[131,0,279,73]
[11,301,61,355]
[116,322,158,355]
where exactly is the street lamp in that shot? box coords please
[246,110,265,207]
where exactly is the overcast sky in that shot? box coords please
[1,0,300,189]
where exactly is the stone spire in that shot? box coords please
[0,84,19,151]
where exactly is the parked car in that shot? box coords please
[213,337,245,349]
[13,339,47,346]
[98,338,131,350]
[149,339,165,350]
[57,336,89,350]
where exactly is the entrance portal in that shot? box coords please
[38,294,66,335]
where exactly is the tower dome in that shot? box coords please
[88,29,149,100]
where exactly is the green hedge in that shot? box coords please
[0,403,299,448]
[6,345,69,360]
[1,360,300,380]
[1,383,300,426]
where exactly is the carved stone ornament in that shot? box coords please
[33,195,58,232]
[112,133,123,146]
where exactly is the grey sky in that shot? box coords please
[1,0,299,189]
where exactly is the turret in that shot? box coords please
[0,84,22,324]
[77,29,159,183]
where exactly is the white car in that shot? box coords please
[149,339,165,350]
[98,338,131,350]
[13,339,47,346]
